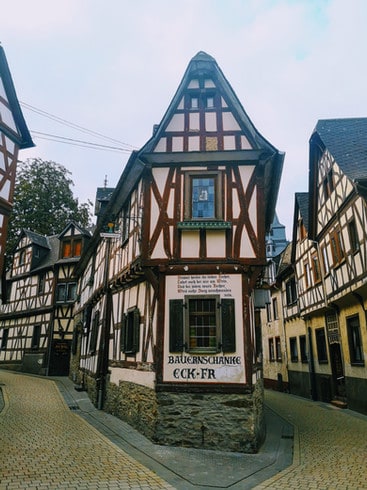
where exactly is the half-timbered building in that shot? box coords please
[268,119,367,414]
[0,222,90,375]
[72,51,284,453]
[0,46,34,297]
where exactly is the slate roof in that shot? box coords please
[23,230,50,249]
[295,192,309,231]
[314,118,367,182]
[0,45,34,149]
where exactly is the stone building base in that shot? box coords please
[104,378,265,453]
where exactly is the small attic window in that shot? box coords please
[206,96,215,108]
[190,96,199,109]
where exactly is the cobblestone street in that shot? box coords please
[0,371,173,490]
[255,390,367,490]
[1,370,366,489]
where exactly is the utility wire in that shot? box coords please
[20,101,138,150]
[31,131,133,153]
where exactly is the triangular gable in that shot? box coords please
[58,221,91,240]
[0,46,34,149]
[141,51,277,155]
[290,192,308,262]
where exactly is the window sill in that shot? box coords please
[178,221,231,230]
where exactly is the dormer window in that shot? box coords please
[19,250,26,265]
[61,238,82,258]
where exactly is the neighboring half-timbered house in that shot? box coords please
[0,46,34,297]
[270,119,367,414]
[0,222,90,375]
[72,52,284,453]
[305,118,367,413]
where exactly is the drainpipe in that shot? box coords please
[308,324,317,401]
[97,237,112,410]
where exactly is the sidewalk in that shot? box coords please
[53,376,294,490]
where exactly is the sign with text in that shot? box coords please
[164,274,245,384]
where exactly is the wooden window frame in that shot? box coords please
[312,253,321,283]
[348,219,359,253]
[304,262,312,289]
[89,310,100,355]
[285,277,297,306]
[275,336,282,361]
[1,328,9,350]
[330,228,344,266]
[315,328,328,364]
[347,315,364,366]
[289,337,298,362]
[300,335,308,363]
[269,338,275,361]
[31,325,41,350]
[56,282,77,303]
[169,296,235,354]
[272,297,279,320]
[121,307,140,355]
[184,171,223,221]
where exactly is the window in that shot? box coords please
[300,335,308,362]
[169,296,235,354]
[121,307,140,354]
[315,328,328,363]
[321,244,330,275]
[266,302,272,322]
[304,262,312,289]
[323,169,334,200]
[312,254,321,283]
[186,296,219,352]
[269,338,275,361]
[61,238,82,258]
[19,250,26,265]
[285,277,297,306]
[289,337,298,362]
[206,96,215,108]
[1,329,9,350]
[184,171,223,221]
[190,96,199,109]
[348,219,359,253]
[275,337,282,361]
[272,298,279,320]
[56,282,77,303]
[347,315,364,365]
[89,311,100,354]
[121,203,130,243]
[31,325,41,350]
[330,228,344,265]
[38,272,46,295]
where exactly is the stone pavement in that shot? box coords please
[1,370,366,489]
[254,390,367,490]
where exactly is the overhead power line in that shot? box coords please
[20,101,138,151]
[31,131,133,153]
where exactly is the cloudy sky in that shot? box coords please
[2,0,367,237]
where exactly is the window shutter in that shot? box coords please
[120,313,127,352]
[169,299,184,352]
[221,298,236,353]
[132,308,140,353]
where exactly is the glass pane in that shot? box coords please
[188,298,217,350]
[192,177,215,218]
